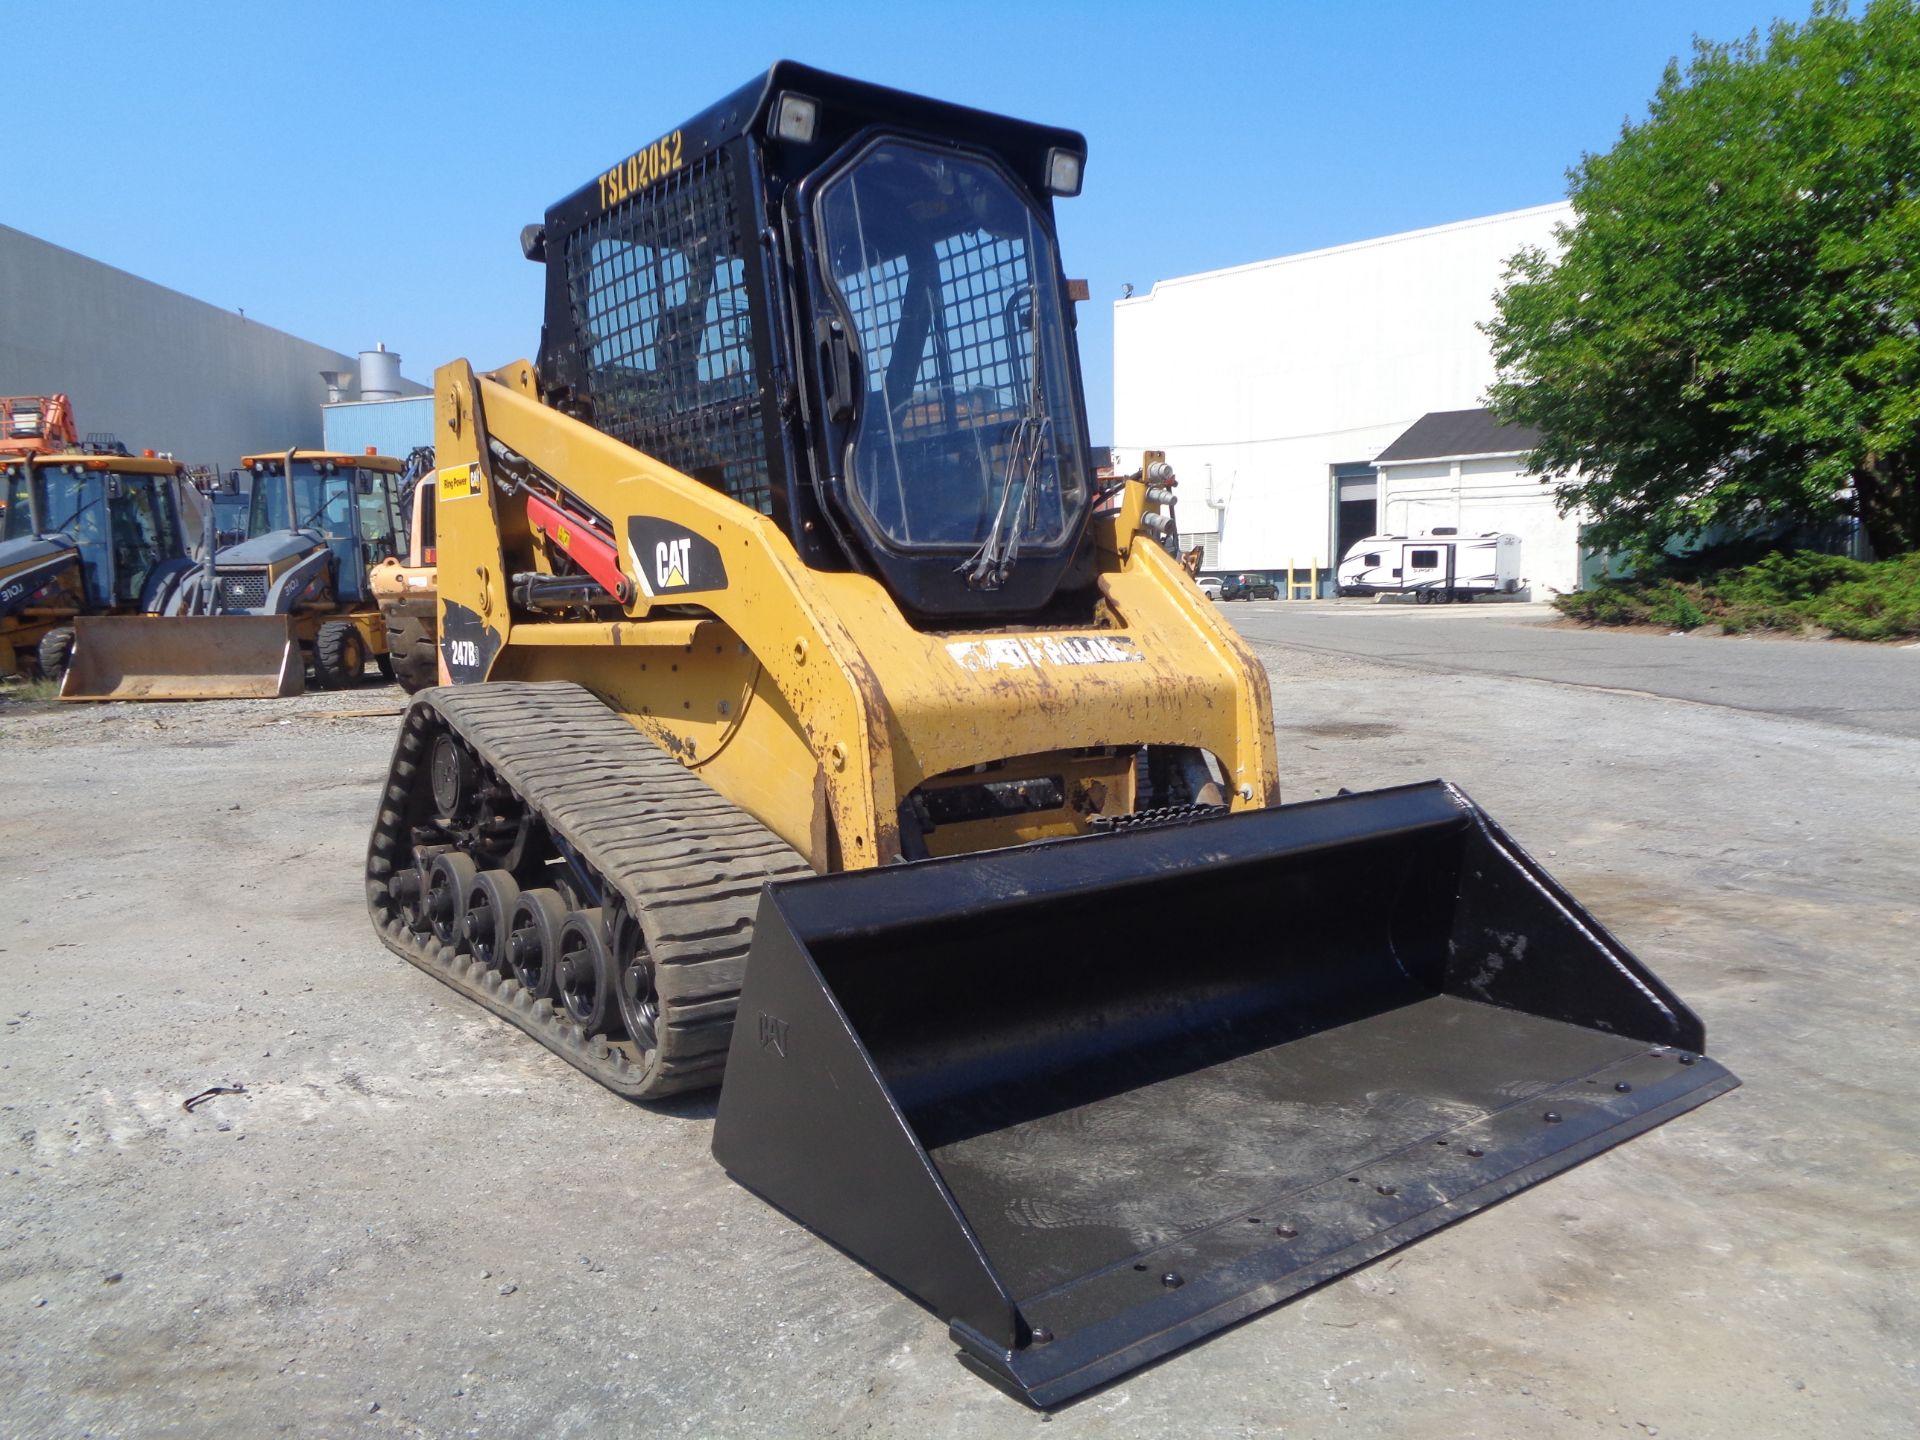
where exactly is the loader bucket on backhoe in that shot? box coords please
[59,616,303,701]
[714,780,1737,1406]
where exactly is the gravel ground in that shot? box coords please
[1,625,1915,1439]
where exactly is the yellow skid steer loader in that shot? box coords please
[365,63,1736,1405]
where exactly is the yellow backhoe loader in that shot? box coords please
[62,449,409,700]
[1,448,198,678]
[366,63,1736,1405]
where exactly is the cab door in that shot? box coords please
[351,469,403,598]
[105,476,169,604]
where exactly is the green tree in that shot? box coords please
[1485,0,1920,559]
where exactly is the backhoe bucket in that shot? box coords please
[714,780,1737,1406]
[59,616,303,701]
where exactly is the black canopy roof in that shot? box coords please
[543,61,1088,237]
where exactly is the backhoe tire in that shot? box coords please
[36,626,75,681]
[387,615,438,694]
[313,621,365,690]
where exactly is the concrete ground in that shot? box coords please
[1,609,1915,1439]
[1222,596,1920,737]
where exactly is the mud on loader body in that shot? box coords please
[367,62,1736,1405]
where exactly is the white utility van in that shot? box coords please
[1337,530,1523,603]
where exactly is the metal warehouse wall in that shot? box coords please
[1113,204,1571,572]
[322,397,434,459]
[0,223,425,474]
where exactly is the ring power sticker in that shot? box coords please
[626,516,728,597]
[439,465,477,501]
[947,635,1144,672]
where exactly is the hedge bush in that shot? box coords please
[1555,551,1920,640]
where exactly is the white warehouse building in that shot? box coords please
[1113,202,1588,595]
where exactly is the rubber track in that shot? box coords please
[365,681,812,1099]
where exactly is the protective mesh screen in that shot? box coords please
[818,141,1083,553]
[841,230,1032,427]
[564,153,772,515]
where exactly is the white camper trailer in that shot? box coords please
[1337,531,1523,603]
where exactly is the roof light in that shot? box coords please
[365,446,378,456]
[1044,147,1083,198]
[771,91,820,145]
[142,449,156,458]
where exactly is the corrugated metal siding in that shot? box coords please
[322,397,434,458]
[0,223,430,472]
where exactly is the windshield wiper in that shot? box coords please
[960,268,1054,591]
[960,412,1050,590]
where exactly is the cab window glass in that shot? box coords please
[38,466,109,598]
[816,140,1086,552]
[109,476,166,602]
[1,468,30,536]
[357,473,398,564]
[414,483,437,561]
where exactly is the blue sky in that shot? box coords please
[12,0,1796,443]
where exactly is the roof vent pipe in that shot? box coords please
[359,342,401,400]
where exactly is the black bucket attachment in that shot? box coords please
[712,781,1737,1406]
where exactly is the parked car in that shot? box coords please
[1219,573,1279,601]
[1196,574,1224,600]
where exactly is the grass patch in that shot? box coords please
[1555,550,1920,641]
[0,676,63,704]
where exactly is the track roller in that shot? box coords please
[393,863,433,935]
[506,888,566,999]
[610,910,657,1054]
[556,908,616,1035]
[464,870,520,973]
[427,852,479,949]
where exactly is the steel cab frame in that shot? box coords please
[530,61,1094,624]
